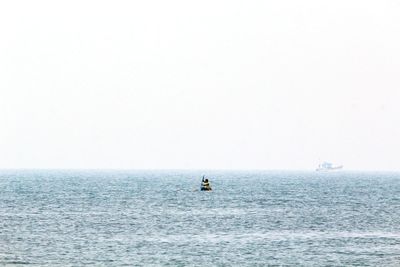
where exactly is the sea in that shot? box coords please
[1,170,400,266]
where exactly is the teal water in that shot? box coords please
[1,170,400,266]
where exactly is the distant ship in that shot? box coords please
[316,162,343,171]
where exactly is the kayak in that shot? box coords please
[201,186,212,191]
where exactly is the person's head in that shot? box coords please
[205,179,208,182]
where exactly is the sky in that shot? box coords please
[1,0,400,170]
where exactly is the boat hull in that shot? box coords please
[316,165,343,171]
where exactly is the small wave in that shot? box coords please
[2,261,30,265]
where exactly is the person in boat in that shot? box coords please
[201,176,212,191]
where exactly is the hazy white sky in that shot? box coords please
[1,0,400,170]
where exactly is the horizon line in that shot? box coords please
[0,168,399,173]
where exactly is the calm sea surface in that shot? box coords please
[1,170,400,266]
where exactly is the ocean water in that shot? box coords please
[1,170,400,266]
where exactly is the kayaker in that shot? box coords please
[201,176,212,190]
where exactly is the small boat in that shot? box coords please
[316,162,343,171]
[201,176,212,191]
